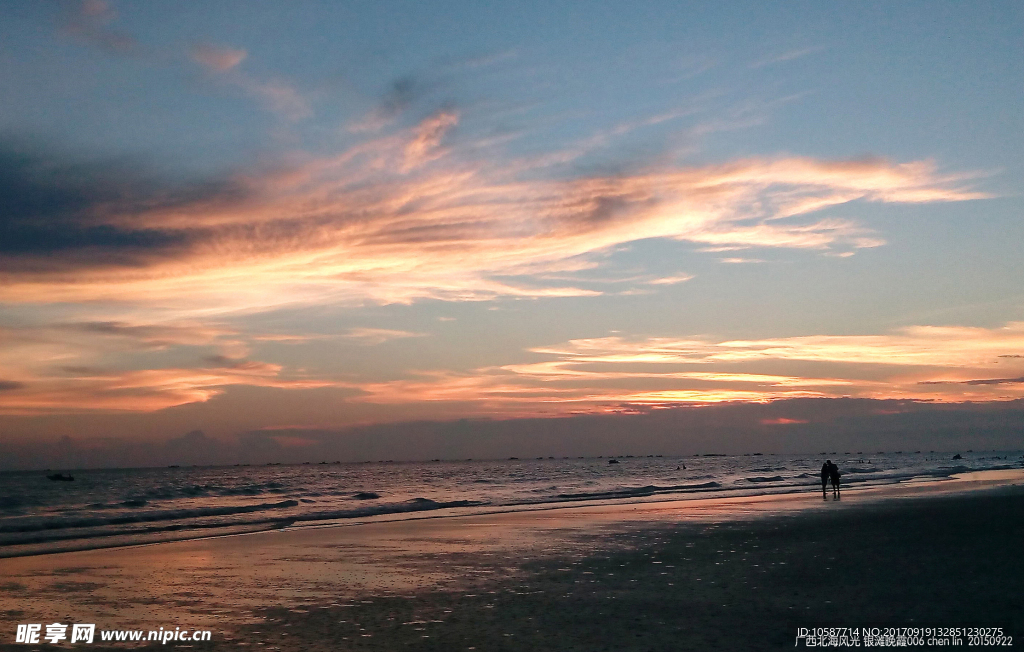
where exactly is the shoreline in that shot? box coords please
[3,466,1020,561]
[1,473,1022,650]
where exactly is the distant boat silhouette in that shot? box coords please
[47,473,74,482]
[608,459,619,464]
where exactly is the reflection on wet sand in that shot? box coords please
[0,470,1021,648]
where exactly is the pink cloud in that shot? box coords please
[58,0,139,55]
[191,43,248,72]
[2,316,1022,415]
[0,361,346,415]
[0,134,986,313]
[340,328,427,345]
[402,110,459,170]
[340,322,1024,415]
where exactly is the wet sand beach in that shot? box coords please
[1,472,1022,651]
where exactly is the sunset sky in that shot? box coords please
[1,1,1022,464]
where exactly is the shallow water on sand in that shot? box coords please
[2,451,1021,557]
[1,475,1021,637]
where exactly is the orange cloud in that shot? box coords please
[647,274,695,285]
[348,368,836,415]
[3,318,1022,415]
[533,323,1024,367]
[185,43,308,119]
[0,112,987,314]
[0,110,995,415]
[343,322,1024,415]
[55,321,241,349]
[0,362,344,415]
[402,110,459,170]
[340,328,427,345]
[191,43,248,72]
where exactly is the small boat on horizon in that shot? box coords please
[46,473,74,482]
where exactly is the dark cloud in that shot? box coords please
[0,381,25,391]
[204,354,240,366]
[60,321,183,338]
[380,76,424,117]
[0,222,182,257]
[349,75,440,132]
[0,143,182,260]
[2,398,1023,470]
[580,195,633,227]
[53,321,234,348]
[214,398,1024,463]
[920,377,1024,386]
[0,141,242,271]
[202,356,275,372]
[0,143,138,224]
[60,366,102,375]
[0,136,988,305]
[161,429,231,465]
[66,322,142,334]
[228,398,1024,463]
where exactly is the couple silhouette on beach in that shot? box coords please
[821,460,841,499]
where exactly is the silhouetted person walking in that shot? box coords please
[821,460,831,499]
[828,460,841,499]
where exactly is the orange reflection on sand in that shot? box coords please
[1,471,1019,631]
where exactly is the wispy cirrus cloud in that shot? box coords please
[60,0,305,122]
[2,316,1022,414]
[341,328,427,345]
[56,4,305,121]
[344,322,1024,414]
[55,321,241,350]
[237,77,311,121]
[647,274,695,285]
[191,43,247,72]
[186,40,309,120]
[719,257,765,264]
[402,110,459,170]
[750,46,824,69]
[0,320,350,414]
[57,0,139,55]
[0,88,994,416]
[348,368,839,415]
[919,376,1024,386]
[0,362,344,415]
[0,319,244,378]
[532,323,1024,367]
[0,122,987,314]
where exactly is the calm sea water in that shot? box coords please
[2,451,1021,558]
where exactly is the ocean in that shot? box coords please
[2,450,1021,558]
